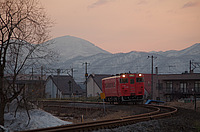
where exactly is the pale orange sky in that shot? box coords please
[40,0,200,53]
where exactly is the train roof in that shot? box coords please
[102,73,144,80]
[102,75,120,80]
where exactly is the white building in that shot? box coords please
[87,74,112,97]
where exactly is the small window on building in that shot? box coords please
[156,82,163,90]
[180,82,187,93]
[166,81,173,92]
[195,81,200,92]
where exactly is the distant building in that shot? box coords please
[5,74,45,99]
[87,74,112,97]
[153,73,200,101]
[45,75,83,99]
[143,74,152,99]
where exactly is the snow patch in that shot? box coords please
[4,108,72,131]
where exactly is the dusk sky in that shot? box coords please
[40,0,200,53]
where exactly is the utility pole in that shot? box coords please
[30,67,37,99]
[40,66,44,98]
[31,67,34,80]
[148,55,157,99]
[30,67,37,80]
[83,62,89,97]
[190,60,192,73]
[71,67,75,97]
[41,66,44,80]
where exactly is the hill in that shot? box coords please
[47,36,200,82]
[49,35,110,60]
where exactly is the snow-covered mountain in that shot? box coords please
[49,35,110,60]
[155,43,200,57]
[47,36,200,82]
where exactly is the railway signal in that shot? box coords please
[100,93,106,114]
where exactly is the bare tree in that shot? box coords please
[0,0,53,126]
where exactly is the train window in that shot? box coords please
[105,82,115,88]
[130,79,134,84]
[136,77,144,82]
[120,78,128,83]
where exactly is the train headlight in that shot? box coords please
[122,74,126,78]
[139,74,142,77]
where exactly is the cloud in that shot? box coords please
[137,0,147,5]
[88,0,113,8]
[182,1,198,8]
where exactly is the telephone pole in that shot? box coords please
[70,67,77,96]
[83,62,89,97]
[148,55,157,99]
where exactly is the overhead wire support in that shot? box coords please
[190,60,200,73]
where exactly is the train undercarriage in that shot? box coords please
[105,95,144,104]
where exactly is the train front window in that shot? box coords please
[130,79,134,84]
[120,78,128,83]
[136,77,144,82]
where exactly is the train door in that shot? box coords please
[135,74,144,99]
[129,74,136,97]
[119,74,130,97]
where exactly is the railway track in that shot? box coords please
[21,104,177,132]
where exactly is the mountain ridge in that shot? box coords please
[48,36,199,82]
[49,35,111,60]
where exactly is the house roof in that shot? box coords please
[156,73,200,81]
[88,74,113,90]
[47,75,82,95]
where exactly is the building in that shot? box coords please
[154,73,200,102]
[87,74,112,97]
[143,74,152,99]
[45,75,83,99]
[5,74,45,99]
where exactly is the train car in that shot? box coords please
[102,73,144,103]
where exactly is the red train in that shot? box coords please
[102,73,144,103]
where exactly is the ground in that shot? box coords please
[94,101,200,132]
[3,101,200,132]
[49,104,150,123]
[53,101,200,131]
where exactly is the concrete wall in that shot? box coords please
[87,77,102,97]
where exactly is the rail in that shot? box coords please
[20,104,177,132]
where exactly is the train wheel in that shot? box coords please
[117,97,122,104]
